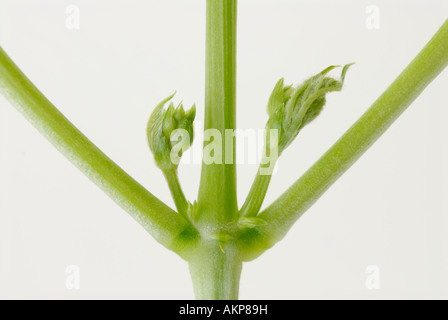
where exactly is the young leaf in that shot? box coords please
[211,233,235,253]
[187,200,198,221]
[147,94,196,172]
[266,63,354,154]
[238,217,268,229]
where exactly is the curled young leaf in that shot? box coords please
[147,93,196,172]
[266,63,354,154]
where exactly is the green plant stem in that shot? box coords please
[239,18,448,261]
[239,166,273,218]
[0,46,198,259]
[191,0,241,300]
[197,0,238,226]
[163,169,189,218]
[189,240,242,300]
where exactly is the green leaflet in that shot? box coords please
[187,200,198,221]
[238,217,268,229]
[211,233,235,253]
[147,93,196,172]
[266,63,354,154]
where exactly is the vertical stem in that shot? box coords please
[189,241,242,300]
[190,0,241,300]
[197,0,238,225]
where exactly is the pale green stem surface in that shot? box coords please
[190,0,241,300]
[189,241,242,300]
[0,46,198,259]
[163,169,189,219]
[197,0,238,226]
[239,18,448,261]
[239,166,273,218]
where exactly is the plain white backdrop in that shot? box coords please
[1,0,448,299]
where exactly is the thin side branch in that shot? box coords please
[163,169,189,219]
[0,46,198,258]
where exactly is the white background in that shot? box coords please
[1,0,448,299]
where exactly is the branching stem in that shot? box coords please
[0,46,198,259]
[1,1,447,300]
[239,18,448,261]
